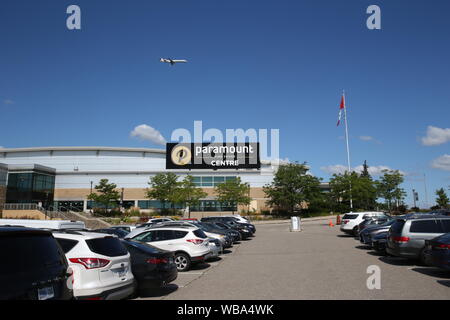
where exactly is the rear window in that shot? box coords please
[0,233,65,274]
[86,237,128,257]
[193,229,207,239]
[390,220,406,234]
[343,214,358,220]
[410,220,443,233]
[56,238,79,253]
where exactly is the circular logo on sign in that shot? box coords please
[171,145,192,166]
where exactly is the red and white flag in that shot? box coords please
[336,94,345,126]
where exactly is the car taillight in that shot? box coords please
[69,258,110,269]
[146,257,168,264]
[392,236,410,244]
[187,239,204,245]
[343,220,349,224]
[435,244,450,250]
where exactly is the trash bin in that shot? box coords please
[290,216,301,232]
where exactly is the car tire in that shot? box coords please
[175,253,191,272]
[418,248,428,266]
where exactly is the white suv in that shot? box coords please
[340,212,386,236]
[127,226,211,272]
[53,231,135,300]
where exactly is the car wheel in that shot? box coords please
[418,248,428,266]
[175,253,191,272]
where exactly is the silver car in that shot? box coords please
[386,214,450,264]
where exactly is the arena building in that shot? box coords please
[0,146,283,215]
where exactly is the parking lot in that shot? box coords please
[138,219,450,300]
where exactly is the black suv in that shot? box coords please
[0,227,73,300]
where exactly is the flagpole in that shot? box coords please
[343,90,353,211]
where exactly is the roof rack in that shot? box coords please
[146,224,196,229]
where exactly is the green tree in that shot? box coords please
[146,173,180,214]
[263,162,322,216]
[215,177,251,214]
[435,188,449,209]
[376,169,406,212]
[173,175,207,218]
[360,160,371,179]
[328,170,377,212]
[87,179,120,213]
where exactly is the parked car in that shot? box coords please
[356,215,391,237]
[53,230,135,300]
[120,239,177,294]
[149,220,231,248]
[211,221,252,239]
[222,214,250,224]
[126,226,211,272]
[429,209,450,216]
[206,238,223,260]
[359,219,395,245]
[146,218,174,224]
[340,212,386,236]
[0,226,74,300]
[423,233,450,270]
[371,231,389,254]
[93,228,129,239]
[110,225,138,234]
[386,215,450,264]
[201,216,256,235]
[0,219,85,230]
[202,222,242,243]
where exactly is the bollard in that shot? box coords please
[336,214,341,225]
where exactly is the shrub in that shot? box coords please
[125,207,141,217]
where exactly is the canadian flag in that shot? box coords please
[336,94,345,126]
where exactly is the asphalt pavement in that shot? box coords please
[138,220,450,300]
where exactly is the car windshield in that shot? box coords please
[343,214,358,219]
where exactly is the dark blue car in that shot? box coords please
[425,232,450,271]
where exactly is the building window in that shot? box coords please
[191,176,237,187]
[190,200,237,212]
[6,172,55,209]
[137,200,184,210]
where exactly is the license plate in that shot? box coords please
[38,286,54,300]
[114,267,127,278]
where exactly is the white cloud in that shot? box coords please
[130,124,166,146]
[421,126,450,146]
[321,164,405,176]
[320,164,349,175]
[431,154,450,171]
[359,136,381,144]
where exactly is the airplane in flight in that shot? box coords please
[160,58,188,66]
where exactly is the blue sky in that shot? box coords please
[0,0,449,207]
